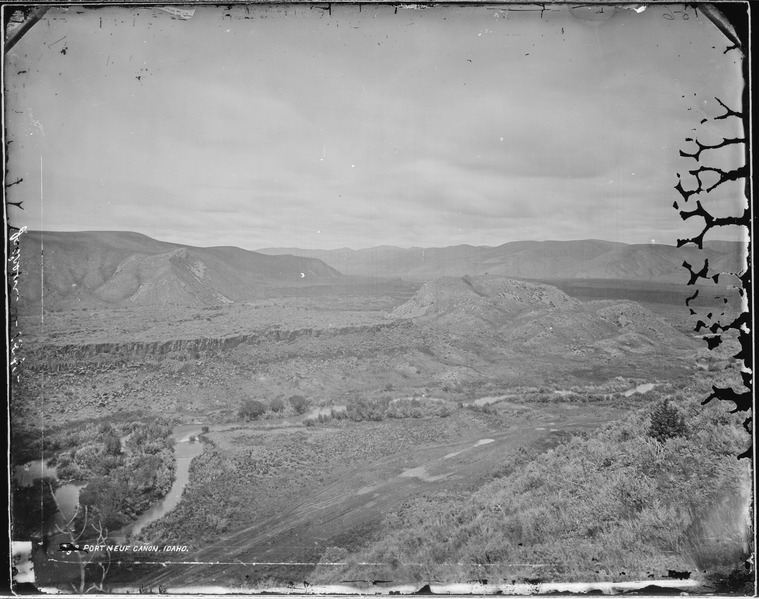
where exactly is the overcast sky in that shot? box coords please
[5,4,746,250]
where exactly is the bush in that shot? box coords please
[648,398,687,443]
[238,400,267,421]
[103,433,122,456]
[79,476,129,530]
[289,395,308,414]
[269,398,285,413]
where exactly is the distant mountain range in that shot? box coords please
[16,231,340,310]
[14,231,745,311]
[259,239,746,283]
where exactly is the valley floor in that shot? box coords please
[114,400,629,588]
[10,281,751,593]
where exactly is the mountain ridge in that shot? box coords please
[258,239,746,282]
[14,230,746,311]
[16,230,341,310]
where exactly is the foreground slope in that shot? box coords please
[17,231,341,310]
[307,371,750,585]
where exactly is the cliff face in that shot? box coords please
[26,320,413,368]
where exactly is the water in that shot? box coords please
[550,383,655,399]
[16,424,219,543]
[53,483,84,521]
[302,405,346,419]
[463,395,510,407]
[115,425,209,540]
[13,460,82,535]
[622,383,655,397]
[15,460,58,486]
[128,437,204,537]
[46,483,86,535]
[473,438,495,447]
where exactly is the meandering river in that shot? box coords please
[19,384,658,541]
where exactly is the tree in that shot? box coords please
[238,399,266,421]
[78,476,129,530]
[102,433,121,456]
[648,399,687,443]
[288,395,308,414]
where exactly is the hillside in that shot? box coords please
[259,239,747,283]
[390,276,578,326]
[390,275,694,357]
[17,231,341,310]
[309,371,750,585]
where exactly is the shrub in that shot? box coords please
[238,400,267,421]
[269,398,285,413]
[288,395,308,414]
[79,476,129,530]
[103,433,122,456]
[648,398,687,443]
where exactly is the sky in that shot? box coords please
[4,4,747,250]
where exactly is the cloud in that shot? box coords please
[5,4,745,249]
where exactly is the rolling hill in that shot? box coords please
[259,239,747,283]
[16,231,341,310]
[390,275,694,356]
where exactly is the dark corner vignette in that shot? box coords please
[672,1,752,457]
[672,1,754,594]
[2,1,756,596]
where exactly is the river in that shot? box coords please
[112,425,212,541]
[21,385,658,541]
[17,425,213,543]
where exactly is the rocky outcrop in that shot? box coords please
[27,320,414,368]
[391,275,577,322]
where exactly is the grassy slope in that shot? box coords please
[311,370,750,584]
